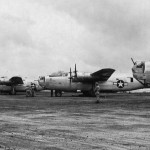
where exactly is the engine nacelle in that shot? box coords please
[132,61,150,86]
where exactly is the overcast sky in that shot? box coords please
[0,0,150,78]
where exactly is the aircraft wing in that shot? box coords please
[72,68,115,82]
[0,76,24,86]
[91,68,115,81]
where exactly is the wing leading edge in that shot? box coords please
[72,68,115,82]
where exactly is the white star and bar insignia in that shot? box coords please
[113,80,128,88]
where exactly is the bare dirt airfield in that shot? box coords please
[0,92,150,150]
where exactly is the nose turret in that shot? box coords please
[38,76,45,87]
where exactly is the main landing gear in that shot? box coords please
[82,90,95,97]
[9,86,16,95]
[55,90,62,97]
[50,90,62,97]
[26,89,35,97]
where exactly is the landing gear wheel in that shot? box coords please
[10,87,16,95]
[55,90,62,97]
[26,89,35,97]
[83,90,95,97]
[26,90,32,97]
[89,90,95,97]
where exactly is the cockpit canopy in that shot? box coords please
[49,72,68,77]
[39,76,45,81]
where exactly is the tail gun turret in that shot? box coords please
[131,58,150,87]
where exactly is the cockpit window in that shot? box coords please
[39,76,45,82]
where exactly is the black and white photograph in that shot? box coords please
[0,0,150,149]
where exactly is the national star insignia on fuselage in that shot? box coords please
[113,80,128,88]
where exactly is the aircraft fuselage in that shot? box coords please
[39,71,144,96]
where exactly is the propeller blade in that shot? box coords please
[69,68,72,84]
[74,64,77,77]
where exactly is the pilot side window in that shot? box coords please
[40,76,45,82]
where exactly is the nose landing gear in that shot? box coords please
[26,89,35,97]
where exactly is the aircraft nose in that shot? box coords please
[132,66,136,73]
[33,81,44,91]
[38,76,45,87]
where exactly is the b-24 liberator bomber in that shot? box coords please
[38,65,144,97]
[0,76,42,95]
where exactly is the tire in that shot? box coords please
[26,90,32,97]
[83,90,95,97]
[55,90,62,97]
[10,87,16,95]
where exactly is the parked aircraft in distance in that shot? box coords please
[0,76,43,95]
[38,65,144,97]
[131,58,150,87]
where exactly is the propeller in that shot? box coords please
[131,58,135,65]
[69,64,78,85]
[74,64,77,78]
[69,67,72,84]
